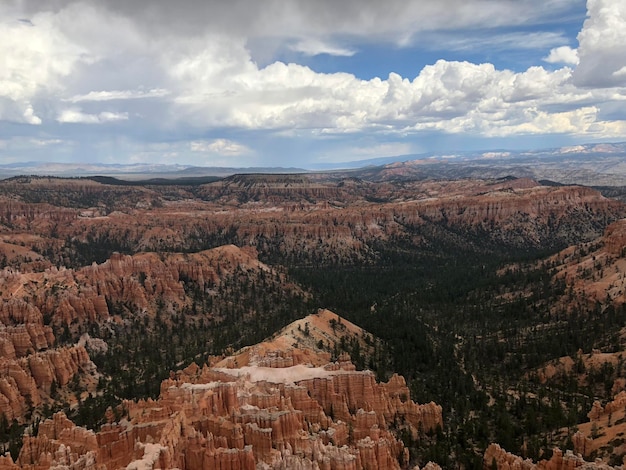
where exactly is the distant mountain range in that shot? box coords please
[2,142,626,186]
[0,161,307,180]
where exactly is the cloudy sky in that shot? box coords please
[1,0,626,168]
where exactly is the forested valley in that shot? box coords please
[2,175,626,468]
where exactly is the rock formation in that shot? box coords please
[541,218,626,312]
[0,295,97,422]
[0,344,96,422]
[483,386,626,469]
[0,241,304,423]
[3,176,623,271]
[2,175,626,468]
[557,390,626,464]
[2,311,442,469]
[484,443,618,470]
[1,244,293,329]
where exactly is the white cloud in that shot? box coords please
[190,139,251,156]
[22,104,42,125]
[0,1,152,125]
[543,46,579,65]
[67,88,169,103]
[98,111,129,122]
[120,140,254,166]
[347,142,415,159]
[439,31,569,53]
[57,108,128,124]
[0,15,86,100]
[289,39,356,57]
[0,100,41,125]
[169,36,626,142]
[613,66,626,78]
[0,12,82,124]
[31,138,64,146]
[574,0,626,87]
[2,0,626,166]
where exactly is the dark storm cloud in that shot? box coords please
[14,0,581,41]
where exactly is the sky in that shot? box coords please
[1,0,626,169]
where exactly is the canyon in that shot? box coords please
[1,176,622,271]
[2,174,626,468]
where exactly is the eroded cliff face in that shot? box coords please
[541,218,626,312]
[1,310,442,470]
[60,179,625,263]
[563,390,626,466]
[482,383,626,469]
[0,244,303,422]
[0,343,95,422]
[483,443,605,470]
[2,176,623,271]
[498,218,626,468]
[0,295,97,422]
[1,244,295,328]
